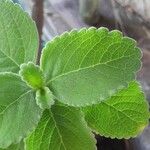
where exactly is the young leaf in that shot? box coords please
[41,27,141,106]
[36,87,54,109]
[0,0,38,73]
[19,62,45,89]
[0,73,42,148]
[83,81,150,139]
[25,103,96,150]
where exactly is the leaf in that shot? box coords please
[41,27,141,106]
[25,103,96,150]
[0,0,38,73]
[83,81,150,139]
[36,87,54,109]
[0,73,42,148]
[19,62,45,89]
[0,141,24,150]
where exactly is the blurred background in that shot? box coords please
[13,0,150,150]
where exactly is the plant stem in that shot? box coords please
[32,0,44,64]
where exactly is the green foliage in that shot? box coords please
[36,87,54,109]
[19,62,45,89]
[25,103,96,150]
[0,0,149,149]
[0,0,38,73]
[41,28,141,106]
[0,141,24,150]
[83,81,149,138]
[0,73,42,148]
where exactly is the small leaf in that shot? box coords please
[41,27,141,106]
[25,103,96,150]
[19,62,45,89]
[0,73,42,148]
[36,87,54,109]
[0,0,38,73]
[83,81,150,139]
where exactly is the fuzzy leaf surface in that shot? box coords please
[25,103,96,150]
[41,28,141,106]
[19,62,45,89]
[83,81,150,138]
[36,87,54,109]
[0,0,38,73]
[0,73,42,148]
[0,141,24,150]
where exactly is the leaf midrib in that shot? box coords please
[47,55,139,85]
[0,11,20,68]
[7,5,26,62]
[101,101,139,125]
[0,90,32,115]
[49,109,67,150]
[38,117,51,150]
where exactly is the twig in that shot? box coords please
[32,0,44,64]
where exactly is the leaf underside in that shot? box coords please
[25,103,96,150]
[0,73,42,148]
[41,27,141,106]
[83,81,150,139]
[0,0,38,73]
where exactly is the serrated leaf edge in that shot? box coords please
[40,27,141,107]
[84,81,150,139]
[19,62,45,89]
[0,0,39,65]
[35,87,55,109]
[50,104,97,150]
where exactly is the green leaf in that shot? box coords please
[0,141,24,150]
[0,0,38,73]
[0,73,42,148]
[36,87,54,109]
[25,103,96,150]
[19,62,45,89]
[83,81,150,139]
[41,27,141,106]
